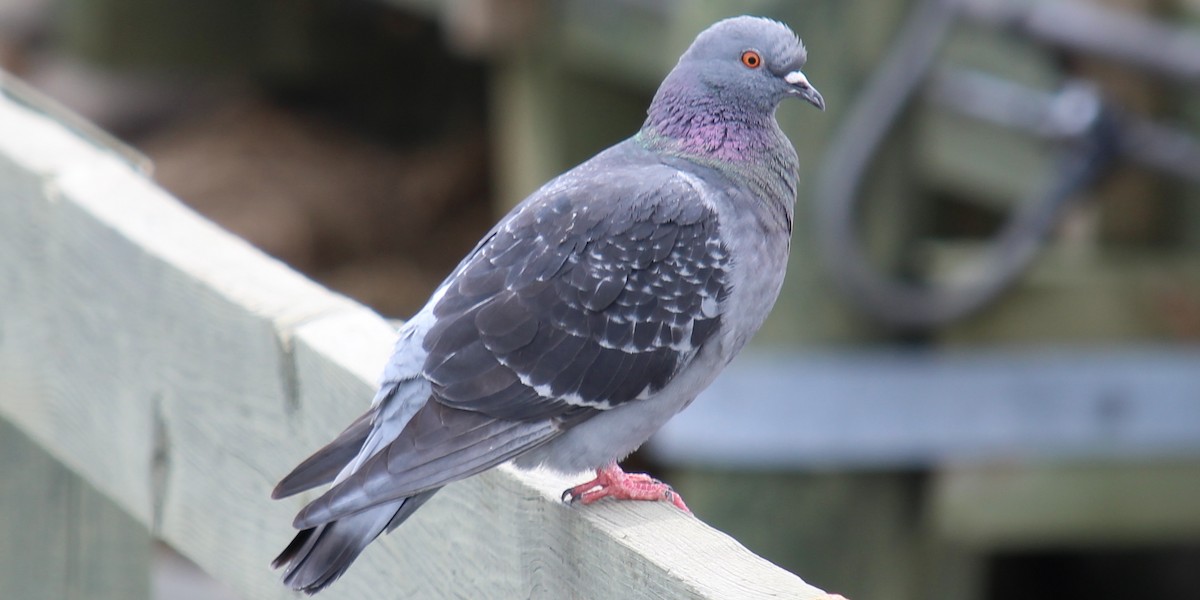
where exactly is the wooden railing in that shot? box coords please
[0,78,834,599]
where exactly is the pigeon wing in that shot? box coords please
[294,164,732,527]
[426,166,732,418]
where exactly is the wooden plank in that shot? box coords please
[1186,200,1200,262]
[0,90,353,529]
[59,0,259,70]
[933,461,1200,548]
[649,348,1200,469]
[1185,2,1200,252]
[0,418,151,600]
[0,82,833,599]
[1073,0,1174,246]
[489,50,647,210]
[917,22,1059,207]
[490,51,572,209]
[670,470,926,600]
[931,245,1200,343]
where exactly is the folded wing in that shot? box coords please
[293,166,732,528]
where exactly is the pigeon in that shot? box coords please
[271,15,824,594]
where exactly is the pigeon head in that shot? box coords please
[643,16,823,160]
[677,16,824,112]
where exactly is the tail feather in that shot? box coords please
[273,413,374,500]
[273,490,440,594]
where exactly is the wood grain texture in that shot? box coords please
[0,89,832,598]
[0,418,152,600]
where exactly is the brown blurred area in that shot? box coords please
[136,97,492,317]
[0,0,494,319]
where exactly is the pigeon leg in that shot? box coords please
[561,463,690,513]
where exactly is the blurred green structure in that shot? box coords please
[45,1,1200,599]
[56,0,1200,340]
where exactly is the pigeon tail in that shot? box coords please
[273,490,438,594]
[272,413,374,500]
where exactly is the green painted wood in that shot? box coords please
[930,245,1200,343]
[491,50,566,210]
[917,18,1059,207]
[0,418,151,600]
[920,543,987,600]
[59,0,261,71]
[933,461,1200,548]
[490,49,647,210]
[1179,2,1200,252]
[671,470,922,600]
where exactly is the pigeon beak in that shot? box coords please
[785,70,825,111]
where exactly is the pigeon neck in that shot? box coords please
[639,89,782,163]
[637,87,798,230]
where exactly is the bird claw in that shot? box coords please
[662,488,690,513]
[561,476,601,504]
[560,463,691,514]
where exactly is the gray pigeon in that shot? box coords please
[272,15,824,593]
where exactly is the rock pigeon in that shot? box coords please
[271,15,824,593]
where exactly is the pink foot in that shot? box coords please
[561,463,690,513]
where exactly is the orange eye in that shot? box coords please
[741,50,762,69]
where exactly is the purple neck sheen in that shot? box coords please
[641,79,779,162]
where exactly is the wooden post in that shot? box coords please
[0,418,151,600]
[490,48,647,211]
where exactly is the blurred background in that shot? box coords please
[2,0,1199,598]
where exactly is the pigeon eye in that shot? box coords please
[740,50,762,69]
